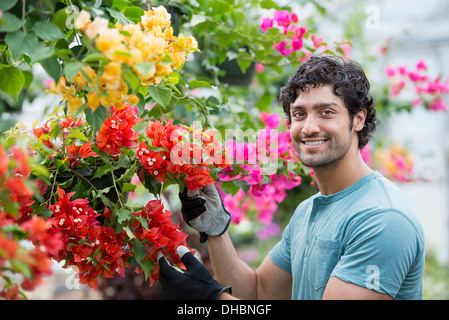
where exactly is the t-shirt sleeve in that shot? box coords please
[268,222,292,274]
[330,210,423,298]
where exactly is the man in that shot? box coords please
[158,56,425,300]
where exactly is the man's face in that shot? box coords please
[289,85,357,168]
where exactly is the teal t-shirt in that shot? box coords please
[269,171,425,300]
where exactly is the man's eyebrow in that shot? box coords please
[290,102,339,110]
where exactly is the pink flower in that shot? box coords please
[291,13,299,23]
[255,63,265,73]
[361,143,372,166]
[340,43,352,59]
[43,78,54,89]
[273,41,293,56]
[292,38,303,51]
[260,17,274,33]
[428,99,447,111]
[311,35,324,48]
[260,111,280,129]
[416,60,427,70]
[412,97,422,107]
[295,26,307,39]
[274,10,291,27]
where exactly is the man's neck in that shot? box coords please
[312,149,372,195]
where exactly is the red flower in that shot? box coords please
[96,105,139,155]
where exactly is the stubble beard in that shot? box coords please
[294,132,353,169]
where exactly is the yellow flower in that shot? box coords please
[122,24,144,48]
[48,77,76,101]
[141,6,171,30]
[67,96,83,113]
[140,34,166,60]
[164,26,174,40]
[155,63,172,77]
[96,28,123,52]
[84,16,109,39]
[73,66,97,90]
[127,94,140,105]
[100,62,122,91]
[85,91,100,111]
[75,10,91,30]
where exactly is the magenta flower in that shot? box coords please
[259,111,280,129]
[274,10,291,27]
[260,17,274,33]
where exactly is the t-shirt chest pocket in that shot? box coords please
[306,235,341,291]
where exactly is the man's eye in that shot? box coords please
[322,109,334,116]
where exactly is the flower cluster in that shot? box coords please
[386,60,449,111]
[362,143,414,182]
[48,6,197,113]
[218,112,302,228]
[0,144,63,299]
[97,105,140,156]
[261,10,350,60]
[130,199,191,286]
[137,120,228,191]
[375,144,414,182]
[46,188,129,290]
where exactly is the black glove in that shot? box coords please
[179,184,231,243]
[158,246,231,300]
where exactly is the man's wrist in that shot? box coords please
[219,291,238,300]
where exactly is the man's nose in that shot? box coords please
[301,116,320,136]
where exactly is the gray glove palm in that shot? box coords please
[179,184,231,242]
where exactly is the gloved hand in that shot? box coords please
[179,184,231,243]
[158,246,232,300]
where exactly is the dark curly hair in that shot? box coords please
[279,56,379,149]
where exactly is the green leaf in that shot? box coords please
[0,12,26,32]
[5,31,38,60]
[132,238,146,262]
[116,162,136,183]
[122,182,137,193]
[85,106,107,132]
[64,62,84,82]
[148,85,172,108]
[134,62,155,77]
[140,259,155,281]
[121,67,141,91]
[123,226,135,239]
[189,79,212,89]
[106,7,133,25]
[33,21,65,41]
[29,44,55,64]
[10,259,33,279]
[67,129,88,142]
[116,208,132,224]
[93,164,119,179]
[54,158,70,173]
[0,67,25,101]
[0,0,19,11]
[124,6,145,23]
[40,57,61,81]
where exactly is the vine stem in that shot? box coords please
[111,170,124,209]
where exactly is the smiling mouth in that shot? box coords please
[302,139,327,146]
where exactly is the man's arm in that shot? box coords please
[323,276,393,300]
[209,232,292,300]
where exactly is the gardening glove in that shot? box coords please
[179,184,231,243]
[158,246,231,300]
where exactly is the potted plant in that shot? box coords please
[3,3,230,291]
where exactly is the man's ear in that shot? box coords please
[353,108,368,132]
